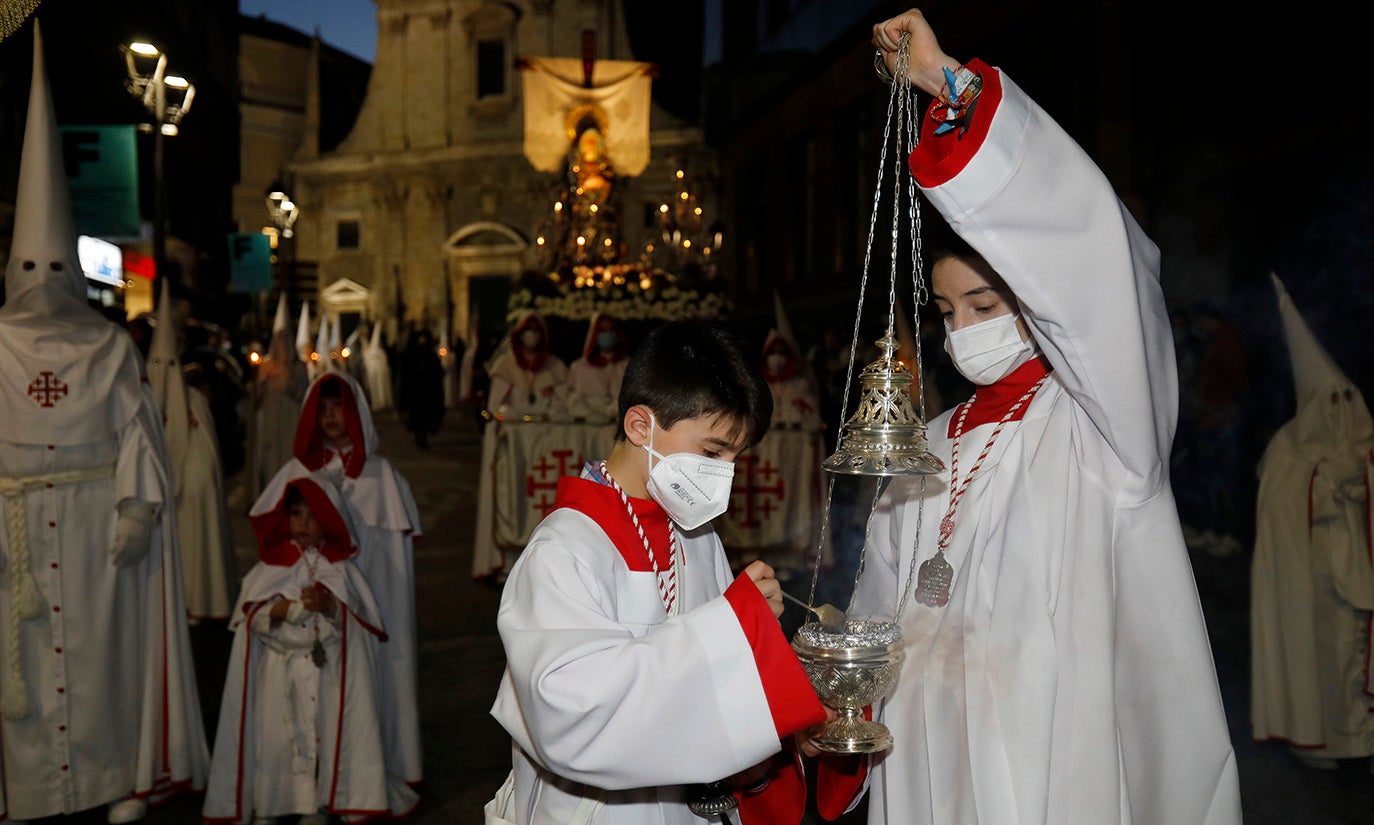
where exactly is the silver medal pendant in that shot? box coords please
[311,639,327,668]
[914,550,953,607]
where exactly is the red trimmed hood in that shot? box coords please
[249,474,359,566]
[294,371,377,478]
[581,312,628,367]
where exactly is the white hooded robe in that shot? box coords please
[0,24,208,820]
[1250,274,1374,756]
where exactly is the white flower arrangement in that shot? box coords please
[506,266,731,323]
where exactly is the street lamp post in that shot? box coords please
[265,183,301,303]
[123,41,194,306]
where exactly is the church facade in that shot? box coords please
[286,0,710,346]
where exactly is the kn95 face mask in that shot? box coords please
[642,414,735,529]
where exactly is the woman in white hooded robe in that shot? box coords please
[804,12,1241,825]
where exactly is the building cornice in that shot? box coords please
[291,127,706,180]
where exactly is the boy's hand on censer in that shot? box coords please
[794,706,841,758]
[743,560,784,619]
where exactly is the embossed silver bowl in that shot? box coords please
[791,619,903,754]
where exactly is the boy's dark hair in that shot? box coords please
[615,320,772,448]
[318,377,343,401]
[284,484,307,511]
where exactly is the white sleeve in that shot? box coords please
[493,528,781,790]
[918,70,1175,499]
[115,385,171,510]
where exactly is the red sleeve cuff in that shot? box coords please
[724,574,826,738]
[908,58,1002,188]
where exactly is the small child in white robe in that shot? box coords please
[253,371,425,786]
[203,476,418,825]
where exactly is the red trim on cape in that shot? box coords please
[947,357,1052,436]
[723,575,826,739]
[250,477,357,565]
[295,374,367,478]
[908,58,1001,189]
[551,476,675,571]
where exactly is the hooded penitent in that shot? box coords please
[760,324,819,428]
[256,296,311,495]
[250,371,425,784]
[565,311,627,421]
[207,473,419,823]
[1252,273,1374,757]
[295,299,313,362]
[363,321,394,410]
[485,310,567,416]
[147,280,237,620]
[0,22,207,820]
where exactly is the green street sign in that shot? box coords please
[60,125,140,238]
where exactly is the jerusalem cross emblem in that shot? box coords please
[526,449,582,517]
[27,371,68,409]
[729,455,786,529]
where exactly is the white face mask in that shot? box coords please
[944,313,1035,386]
[642,414,736,530]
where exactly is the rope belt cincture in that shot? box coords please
[0,463,117,720]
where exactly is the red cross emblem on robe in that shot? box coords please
[27,371,69,408]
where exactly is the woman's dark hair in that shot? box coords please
[924,224,986,273]
[616,320,772,448]
[924,224,1009,294]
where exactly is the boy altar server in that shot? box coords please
[489,320,826,825]
[204,475,418,824]
[0,23,207,824]
[252,371,424,785]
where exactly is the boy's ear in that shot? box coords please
[622,405,653,448]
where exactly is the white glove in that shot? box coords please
[110,499,158,568]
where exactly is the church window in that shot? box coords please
[337,219,361,250]
[477,39,506,98]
